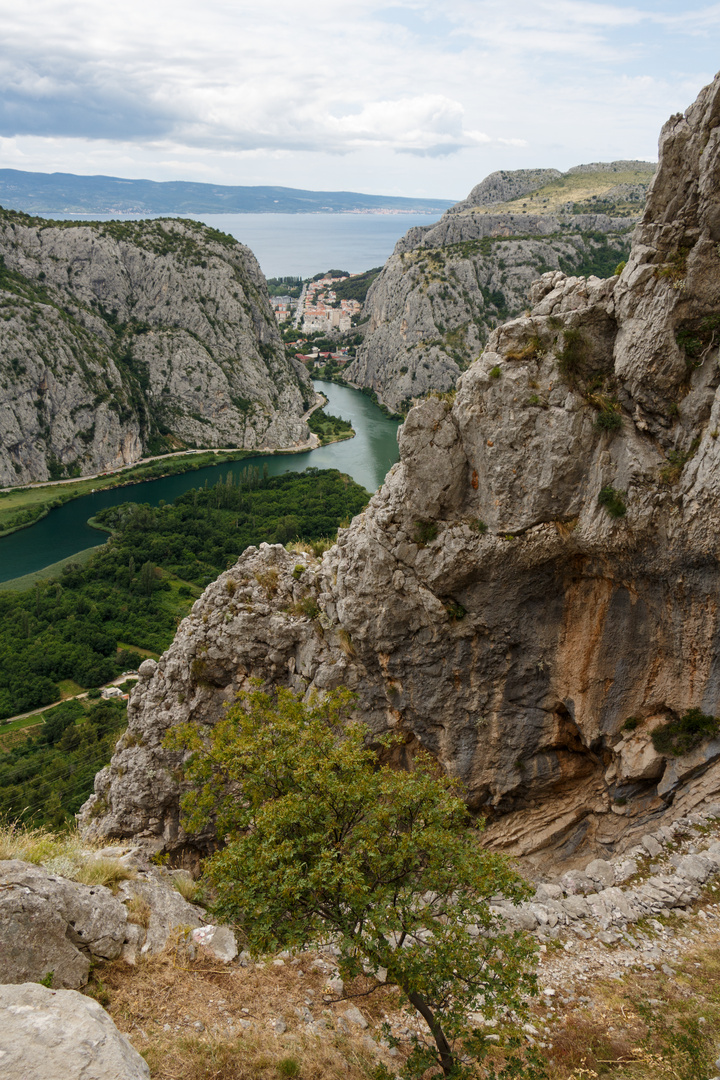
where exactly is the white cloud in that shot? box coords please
[0,0,715,193]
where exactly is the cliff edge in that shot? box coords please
[81,76,720,866]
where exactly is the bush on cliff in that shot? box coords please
[168,686,542,1079]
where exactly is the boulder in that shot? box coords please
[0,861,128,989]
[116,878,205,956]
[585,859,616,889]
[0,982,149,1080]
[191,924,238,963]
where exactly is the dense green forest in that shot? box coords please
[0,467,369,826]
[0,468,369,721]
[0,698,127,827]
[307,409,354,444]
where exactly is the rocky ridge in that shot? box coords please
[78,73,720,867]
[0,212,313,485]
[345,162,655,412]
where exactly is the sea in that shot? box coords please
[35,212,439,278]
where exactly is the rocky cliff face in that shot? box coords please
[0,213,313,485]
[81,77,720,865]
[345,162,655,412]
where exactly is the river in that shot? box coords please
[0,382,400,584]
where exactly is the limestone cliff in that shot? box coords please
[345,162,655,412]
[81,77,720,864]
[0,213,313,485]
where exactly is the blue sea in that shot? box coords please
[36,212,439,278]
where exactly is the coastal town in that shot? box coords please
[269,271,362,334]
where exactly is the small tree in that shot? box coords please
[168,686,541,1079]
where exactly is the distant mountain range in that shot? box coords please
[0,169,455,216]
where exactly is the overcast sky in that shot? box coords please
[0,0,716,200]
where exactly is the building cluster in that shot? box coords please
[291,342,350,368]
[270,295,299,323]
[299,275,361,334]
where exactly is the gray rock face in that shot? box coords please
[0,213,313,485]
[344,164,654,412]
[0,982,149,1080]
[81,76,720,860]
[0,860,128,988]
[0,857,219,986]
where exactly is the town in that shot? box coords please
[269,270,362,335]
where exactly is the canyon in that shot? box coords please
[79,76,720,869]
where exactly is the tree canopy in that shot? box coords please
[169,686,542,1079]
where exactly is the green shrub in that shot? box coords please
[489,365,502,379]
[614,260,627,275]
[557,327,586,379]
[412,520,438,546]
[623,716,640,732]
[444,599,466,621]
[595,407,623,432]
[651,708,719,756]
[598,486,627,518]
[469,518,488,534]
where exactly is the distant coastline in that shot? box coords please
[0,167,456,217]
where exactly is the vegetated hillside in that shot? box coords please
[0,467,368,722]
[0,169,455,215]
[345,161,654,411]
[0,210,315,485]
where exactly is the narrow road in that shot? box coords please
[0,674,140,730]
[0,395,326,494]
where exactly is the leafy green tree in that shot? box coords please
[169,687,541,1079]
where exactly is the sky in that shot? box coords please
[0,0,717,201]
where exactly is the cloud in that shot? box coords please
[0,0,715,194]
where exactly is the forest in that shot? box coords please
[0,467,369,826]
[0,467,369,721]
[0,697,128,827]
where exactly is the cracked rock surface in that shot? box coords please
[0,982,150,1080]
[0,213,313,485]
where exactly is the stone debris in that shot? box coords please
[191,924,238,963]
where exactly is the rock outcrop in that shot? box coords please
[345,162,655,412]
[0,852,235,988]
[81,76,720,863]
[0,213,314,485]
[0,983,150,1080]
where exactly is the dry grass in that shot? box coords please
[173,872,204,905]
[85,950,400,1080]
[125,893,153,928]
[0,821,93,865]
[72,856,136,890]
[0,821,134,891]
[286,539,334,558]
[539,930,720,1080]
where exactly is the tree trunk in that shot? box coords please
[407,990,455,1076]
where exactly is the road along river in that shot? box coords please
[0,382,400,584]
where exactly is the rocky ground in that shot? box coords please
[3,807,720,1078]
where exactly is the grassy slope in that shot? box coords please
[466,168,655,217]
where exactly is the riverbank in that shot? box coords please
[0,396,328,538]
[0,381,399,584]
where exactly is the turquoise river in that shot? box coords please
[0,382,400,584]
